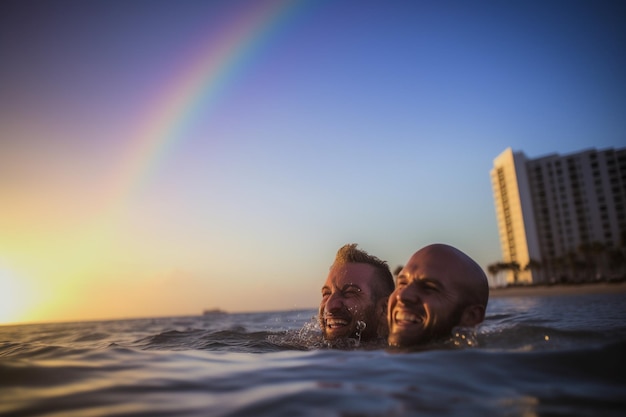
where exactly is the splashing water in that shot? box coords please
[267,316,371,350]
[355,320,366,342]
[449,326,479,348]
[323,320,366,349]
[267,315,325,349]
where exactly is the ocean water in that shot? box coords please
[1,291,626,417]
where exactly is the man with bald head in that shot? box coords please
[387,243,489,349]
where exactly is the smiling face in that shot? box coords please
[387,244,487,348]
[319,263,386,342]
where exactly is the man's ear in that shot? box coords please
[459,305,485,327]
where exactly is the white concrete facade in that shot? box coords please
[490,147,626,285]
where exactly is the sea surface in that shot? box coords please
[1,291,626,416]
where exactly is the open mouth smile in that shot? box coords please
[394,310,424,326]
[325,318,349,329]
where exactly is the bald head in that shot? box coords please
[413,244,489,308]
[387,243,489,348]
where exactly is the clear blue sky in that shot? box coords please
[1,0,625,324]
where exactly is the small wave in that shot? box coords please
[132,328,205,350]
[197,330,284,353]
[72,332,111,343]
[479,323,616,351]
[130,328,294,353]
[0,341,90,360]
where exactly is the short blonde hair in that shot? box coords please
[333,243,394,295]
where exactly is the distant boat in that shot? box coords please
[202,308,226,315]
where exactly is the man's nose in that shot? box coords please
[324,292,344,312]
[396,282,420,304]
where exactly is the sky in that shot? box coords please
[1,0,625,325]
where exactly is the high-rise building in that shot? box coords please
[490,147,626,285]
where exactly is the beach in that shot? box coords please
[490,281,626,297]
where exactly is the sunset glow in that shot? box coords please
[1,0,624,325]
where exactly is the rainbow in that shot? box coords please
[107,0,306,209]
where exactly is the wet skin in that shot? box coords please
[319,263,386,342]
[388,245,475,348]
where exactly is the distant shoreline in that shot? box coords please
[489,281,626,298]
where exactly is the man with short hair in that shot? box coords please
[319,243,394,344]
[387,243,489,349]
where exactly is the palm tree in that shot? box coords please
[487,262,507,287]
[503,261,521,285]
[552,256,567,283]
[524,259,542,284]
[607,248,626,281]
[487,262,500,277]
[563,251,582,283]
[577,242,606,281]
[590,241,607,280]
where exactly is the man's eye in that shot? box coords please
[396,280,407,288]
[342,286,361,296]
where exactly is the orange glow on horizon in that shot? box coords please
[0,265,37,325]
